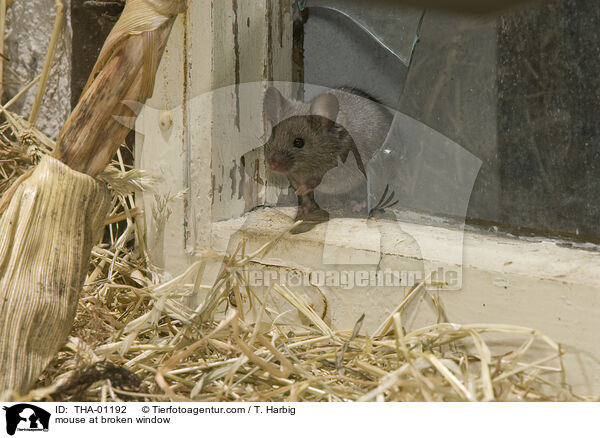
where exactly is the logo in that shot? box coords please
[2,404,50,435]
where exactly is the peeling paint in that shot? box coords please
[182,10,193,253]
[232,0,240,130]
[292,4,307,89]
[253,158,264,186]
[238,155,245,200]
[149,0,294,240]
[264,0,273,82]
[230,159,237,199]
[278,0,284,48]
[211,173,216,206]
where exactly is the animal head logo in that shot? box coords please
[3,404,51,435]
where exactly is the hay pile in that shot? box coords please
[0,107,588,402]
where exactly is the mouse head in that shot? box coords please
[263,87,351,176]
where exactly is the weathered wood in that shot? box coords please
[53,0,184,176]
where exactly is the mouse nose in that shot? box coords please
[267,154,290,172]
[268,161,282,171]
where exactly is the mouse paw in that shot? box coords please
[295,185,313,196]
[294,178,320,196]
[295,205,309,219]
[295,203,315,219]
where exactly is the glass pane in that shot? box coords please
[304,0,424,66]
[304,0,600,244]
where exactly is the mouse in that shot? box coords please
[263,86,393,222]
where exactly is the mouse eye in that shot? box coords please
[293,137,305,148]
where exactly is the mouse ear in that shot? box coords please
[264,87,291,124]
[310,93,339,123]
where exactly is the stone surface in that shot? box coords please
[4,0,72,139]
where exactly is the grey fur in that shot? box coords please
[263,86,392,218]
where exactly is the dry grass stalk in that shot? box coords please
[0,0,6,99]
[0,127,588,401]
[0,169,581,402]
[0,86,591,403]
[0,122,590,401]
[0,0,187,398]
